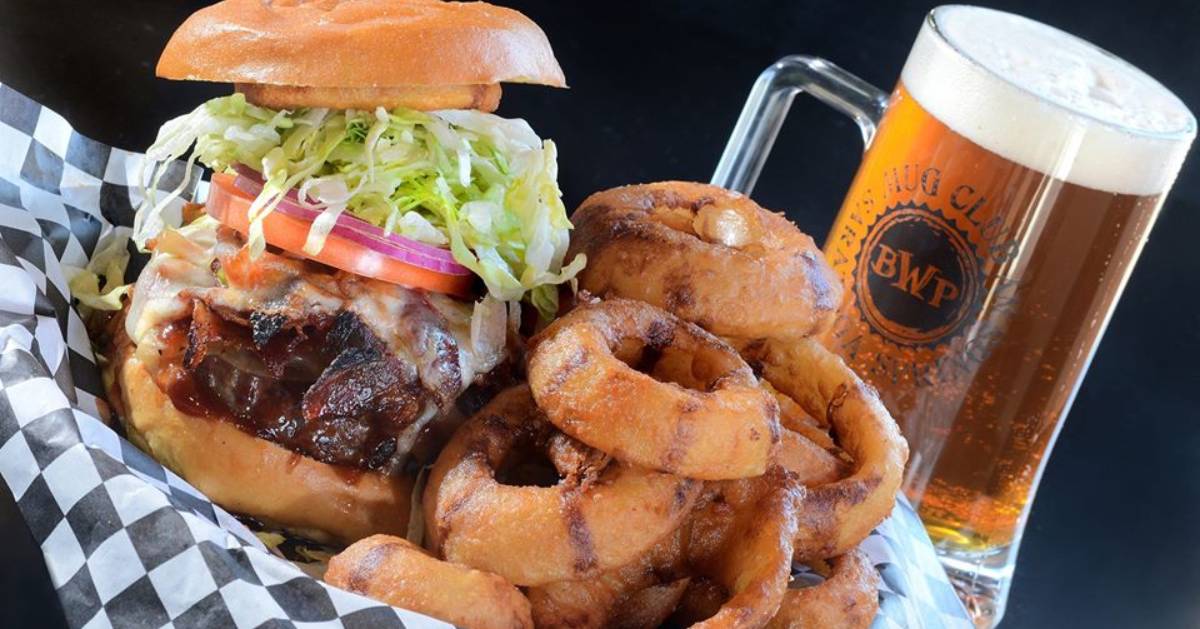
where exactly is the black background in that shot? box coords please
[1,1,1198,627]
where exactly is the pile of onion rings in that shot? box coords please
[325,181,906,628]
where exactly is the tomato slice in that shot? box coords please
[205,173,474,297]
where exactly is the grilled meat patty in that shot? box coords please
[124,218,512,474]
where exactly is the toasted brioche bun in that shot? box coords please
[157,0,566,96]
[112,354,413,546]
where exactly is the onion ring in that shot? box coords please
[610,578,692,629]
[733,336,908,559]
[766,379,839,452]
[529,577,687,629]
[568,182,842,340]
[766,551,880,629]
[769,382,853,487]
[775,428,849,487]
[526,537,688,629]
[683,468,805,628]
[325,534,533,629]
[423,385,701,586]
[531,468,803,629]
[669,577,728,627]
[527,298,780,480]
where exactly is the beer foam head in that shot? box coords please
[902,5,1195,195]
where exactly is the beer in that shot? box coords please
[826,82,1166,550]
[821,4,1194,610]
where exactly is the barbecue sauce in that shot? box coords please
[155,306,423,476]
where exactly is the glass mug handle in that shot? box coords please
[712,55,890,194]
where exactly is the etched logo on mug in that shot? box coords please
[855,202,981,347]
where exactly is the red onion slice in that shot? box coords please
[230,166,471,277]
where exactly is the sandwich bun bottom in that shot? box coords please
[114,355,413,547]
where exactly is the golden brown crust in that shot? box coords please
[157,0,566,89]
[608,579,691,629]
[683,469,805,629]
[327,535,534,629]
[423,386,701,587]
[764,551,880,629]
[237,83,503,112]
[569,182,843,341]
[115,355,413,546]
[525,522,691,629]
[731,336,908,560]
[775,429,848,486]
[526,298,780,481]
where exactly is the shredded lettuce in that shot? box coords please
[66,227,133,312]
[135,94,583,317]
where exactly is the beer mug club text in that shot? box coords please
[829,157,1025,386]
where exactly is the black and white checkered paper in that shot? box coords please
[0,83,971,628]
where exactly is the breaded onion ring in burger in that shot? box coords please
[568,182,842,340]
[423,386,701,587]
[527,298,781,480]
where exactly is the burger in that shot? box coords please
[102,0,580,545]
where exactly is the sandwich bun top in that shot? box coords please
[157,0,566,107]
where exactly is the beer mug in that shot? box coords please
[713,5,1194,626]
